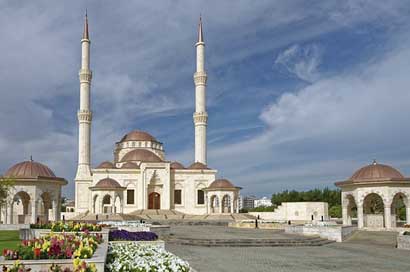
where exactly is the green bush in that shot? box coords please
[329,205,342,218]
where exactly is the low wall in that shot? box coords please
[20,229,110,241]
[0,224,29,231]
[0,239,108,272]
[228,221,285,230]
[285,225,357,242]
[397,233,410,250]
[110,240,165,249]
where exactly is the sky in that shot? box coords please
[1,1,410,198]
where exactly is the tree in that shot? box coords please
[271,188,342,218]
[329,205,342,218]
[0,177,14,207]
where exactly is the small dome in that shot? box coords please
[170,161,185,169]
[350,161,404,181]
[121,149,162,163]
[96,161,116,169]
[121,162,140,169]
[209,179,235,189]
[5,160,56,178]
[93,178,123,189]
[188,162,209,170]
[119,130,156,142]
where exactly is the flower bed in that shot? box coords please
[109,230,157,241]
[2,259,97,272]
[3,232,102,260]
[30,222,102,232]
[106,243,190,272]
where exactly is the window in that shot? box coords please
[174,190,182,205]
[127,190,135,205]
[197,190,205,205]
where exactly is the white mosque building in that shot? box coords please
[74,15,241,216]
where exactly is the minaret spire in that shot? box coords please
[75,12,93,213]
[193,16,208,164]
[198,15,204,43]
[83,10,89,40]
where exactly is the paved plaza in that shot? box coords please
[166,226,410,272]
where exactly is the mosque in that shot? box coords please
[73,15,241,216]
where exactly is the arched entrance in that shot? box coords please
[148,192,160,209]
[12,191,31,224]
[391,193,408,227]
[102,195,113,214]
[210,195,219,213]
[39,192,52,223]
[363,193,384,228]
[345,195,357,225]
[222,195,231,213]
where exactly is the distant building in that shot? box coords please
[240,195,256,210]
[254,197,272,207]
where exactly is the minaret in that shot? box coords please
[75,13,93,212]
[193,16,208,164]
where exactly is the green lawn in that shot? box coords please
[0,230,20,253]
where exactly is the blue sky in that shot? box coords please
[1,1,410,198]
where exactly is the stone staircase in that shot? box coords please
[167,236,334,247]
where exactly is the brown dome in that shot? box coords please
[5,160,56,178]
[119,130,156,142]
[121,162,140,169]
[350,161,404,181]
[188,162,209,170]
[121,149,162,163]
[209,179,235,189]
[170,161,185,169]
[96,161,116,169]
[92,178,124,189]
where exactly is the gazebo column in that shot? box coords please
[342,205,348,225]
[406,206,410,225]
[384,204,392,229]
[52,199,58,222]
[218,195,223,214]
[31,201,37,224]
[230,193,234,214]
[357,204,364,228]
[7,203,13,224]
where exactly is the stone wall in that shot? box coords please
[285,225,357,242]
[397,233,410,250]
[249,202,329,222]
[0,224,29,230]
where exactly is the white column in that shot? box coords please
[384,205,392,229]
[357,205,364,228]
[218,195,223,214]
[193,18,208,165]
[342,205,348,225]
[406,206,410,224]
[52,200,58,222]
[31,201,37,224]
[7,203,12,224]
[230,194,234,214]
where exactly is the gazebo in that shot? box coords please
[1,160,67,224]
[335,160,410,229]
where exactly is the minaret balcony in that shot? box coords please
[79,69,92,83]
[77,109,93,122]
[193,112,208,124]
[193,71,207,86]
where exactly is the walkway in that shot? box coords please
[166,226,410,272]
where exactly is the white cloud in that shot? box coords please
[206,33,410,195]
[275,44,322,82]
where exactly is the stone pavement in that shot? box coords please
[166,227,410,272]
